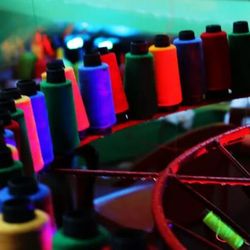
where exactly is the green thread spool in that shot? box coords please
[124,40,157,119]
[228,21,250,94]
[40,61,80,156]
[0,98,34,176]
[53,209,110,250]
[17,52,37,80]
[203,211,244,249]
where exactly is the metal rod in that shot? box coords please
[213,141,250,177]
[170,176,250,242]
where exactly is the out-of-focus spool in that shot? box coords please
[0,198,52,250]
[7,144,19,161]
[40,61,80,156]
[0,133,23,188]
[124,40,157,119]
[0,88,44,172]
[78,52,116,132]
[0,110,19,148]
[99,47,129,115]
[0,98,34,176]
[17,52,36,80]
[149,34,182,108]
[17,80,54,165]
[0,176,56,230]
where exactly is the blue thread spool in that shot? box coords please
[4,129,16,147]
[173,30,206,104]
[78,52,116,133]
[17,80,54,166]
[0,176,55,229]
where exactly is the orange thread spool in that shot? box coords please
[149,35,182,108]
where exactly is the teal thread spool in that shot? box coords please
[53,209,110,250]
[229,21,250,94]
[0,98,34,176]
[203,211,244,249]
[40,61,80,156]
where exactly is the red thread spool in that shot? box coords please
[99,47,129,114]
[149,35,182,108]
[201,25,231,94]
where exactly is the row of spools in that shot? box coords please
[0,20,249,250]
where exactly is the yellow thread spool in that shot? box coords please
[0,209,52,250]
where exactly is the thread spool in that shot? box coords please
[201,25,231,98]
[173,30,205,104]
[78,52,116,133]
[203,211,244,249]
[0,108,20,148]
[0,176,56,230]
[0,88,44,172]
[0,98,34,176]
[17,51,36,80]
[53,209,110,250]
[0,198,52,250]
[98,47,129,115]
[110,228,147,250]
[4,129,16,147]
[40,61,80,156]
[149,34,182,109]
[0,133,23,188]
[7,144,19,161]
[228,21,250,94]
[17,80,54,165]
[41,61,89,137]
[124,40,157,119]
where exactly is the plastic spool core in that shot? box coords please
[0,138,13,168]
[2,198,35,223]
[62,210,99,239]
[8,176,39,196]
[84,52,102,67]
[154,34,170,47]
[0,109,11,125]
[46,61,66,83]
[206,25,222,33]
[130,40,148,55]
[98,47,109,55]
[233,21,249,33]
[0,88,21,100]
[17,80,38,96]
[0,97,17,113]
[179,30,195,40]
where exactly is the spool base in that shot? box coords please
[158,104,180,113]
[206,90,230,100]
[116,112,129,124]
[88,127,112,136]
